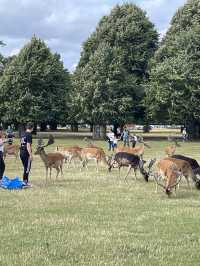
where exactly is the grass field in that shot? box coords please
[1,138,200,266]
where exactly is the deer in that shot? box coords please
[116,141,151,159]
[165,137,181,156]
[81,147,108,172]
[172,154,200,189]
[108,152,149,182]
[163,157,195,189]
[55,146,82,167]
[35,135,65,182]
[153,158,182,196]
[4,144,20,160]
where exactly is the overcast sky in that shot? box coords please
[0,0,186,72]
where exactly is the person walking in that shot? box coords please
[182,128,187,142]
[20,122,34,186]
[122,127,130,147]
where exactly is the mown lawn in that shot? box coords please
[0,138,200,266]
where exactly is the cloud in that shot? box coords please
[0,0,186,71]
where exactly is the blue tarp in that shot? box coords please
[0,176,24,190]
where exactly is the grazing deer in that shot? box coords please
[116,141,150,159]
[165,138,180,156]
[4,144,20,160]
[35,136,64,182]
[108,152,149,182]
[81,147,108,172]
[56,146,82,167]
[164,157,194,189]
[153,158,182,196]
[172,154,200,189]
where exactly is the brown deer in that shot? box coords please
[164,157,194,189]
[116,141,150,159]
[55,146,82,167]
[4,144,20,160]
[35,136,64,182]
[81,147,108,172]
[165,137,180,156]
[153,158,182,196]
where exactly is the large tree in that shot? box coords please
[146,0,200,138]
[0,36,71,129]
[72,3,158,137]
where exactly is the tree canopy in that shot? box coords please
[145,0,200,137]
[72,3,158,126]
[0,36,71,126]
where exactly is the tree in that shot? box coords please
[146,0,200,138]
[0,36,71,129]
[72,3,158,138]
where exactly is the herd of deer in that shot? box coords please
[3,136,200,196]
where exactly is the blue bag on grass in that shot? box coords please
[0,176,23,190]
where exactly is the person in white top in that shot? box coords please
[106,129,115,151]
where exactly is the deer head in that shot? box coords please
[35,135,54,155]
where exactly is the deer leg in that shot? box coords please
[96,159,99,173]
[56,167,60,179]
[124,165,132,182]
[118,166,121,179]
[185,176,191,190]
[60,164,63,177]
[49,167,52,180]
[134,168,137,180]
[46,167,48,183]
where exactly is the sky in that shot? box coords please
[0,0,186,72]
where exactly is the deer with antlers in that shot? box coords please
[153,158,182,196]
[108,152,149,182]
[35,136,65,182]
[165,137,181,156]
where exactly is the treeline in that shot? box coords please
[0,0,200,138]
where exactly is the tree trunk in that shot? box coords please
[93,125,106,139]
[49,121,57,130]
[71,123,78,132]
[186,121,200,139]
[90,124,93,132]
[113,123,119,136]
[18,123,25,138]
[32,123,37,135]
[40,122,47,131]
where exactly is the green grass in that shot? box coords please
[1,139,200,266]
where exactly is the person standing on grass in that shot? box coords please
[0,126,7,182]
[122,126,130,147]
[20,122,34,186]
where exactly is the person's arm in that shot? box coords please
[27,143,33,160]
[26,134,33,160]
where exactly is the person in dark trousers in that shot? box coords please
[20,122,34,186]
[0,126,6,182]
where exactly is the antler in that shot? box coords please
[153,173,165,189]
[37,135,54,148]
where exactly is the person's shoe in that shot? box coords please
[22,182,31,188]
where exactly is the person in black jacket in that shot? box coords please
[0,126,6,182]
[20,122,34,186]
